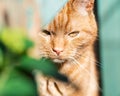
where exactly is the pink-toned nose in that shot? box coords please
[53,48,63,55]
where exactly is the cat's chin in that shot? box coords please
[53,59,66,64]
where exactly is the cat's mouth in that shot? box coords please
[53,58,66,64]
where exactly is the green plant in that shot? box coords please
[0,28,67,96]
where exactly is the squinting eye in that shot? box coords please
[42,30,51,35]
[68,31,79,37]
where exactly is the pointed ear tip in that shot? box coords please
[86,1,95,11]
[72,0,95,8]
[72,1,95,13]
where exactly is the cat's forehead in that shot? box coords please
[48,15,72,33]
[43,14,90,34]
[42,1,90,33]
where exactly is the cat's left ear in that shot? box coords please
[73,0,95,15]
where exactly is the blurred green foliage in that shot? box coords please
[0,28,67,96]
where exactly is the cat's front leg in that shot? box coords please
[35,73,52,96]
[35,73,64,96]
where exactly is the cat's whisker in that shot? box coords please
[74,53,103,69]
[68,57,102,92]
[80,55,103,69]
[73,53,103,91]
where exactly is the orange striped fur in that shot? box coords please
[35,0,99,96]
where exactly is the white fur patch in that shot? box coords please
[79,7,88,16]
[53,59,65,63]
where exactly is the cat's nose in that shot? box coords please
[53,48,63,55]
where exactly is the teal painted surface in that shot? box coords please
[98,0,120,96]
[36,0,68,27]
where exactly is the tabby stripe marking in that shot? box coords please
[54,82,63,95]
[46,79,52,95]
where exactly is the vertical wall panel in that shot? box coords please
[98,0,120,96]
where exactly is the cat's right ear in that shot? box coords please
[72,0,95,15]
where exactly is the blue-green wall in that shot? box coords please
[98,0,120,96]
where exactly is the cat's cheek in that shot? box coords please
[39,34,51,43]
[44,36,51,43]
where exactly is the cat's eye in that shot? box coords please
[68,31,79,37]
[42,30,51,35]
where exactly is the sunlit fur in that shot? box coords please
[35,0,99,96]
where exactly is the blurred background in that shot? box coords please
[98,0,120,96]
[0,1,68,96]
[0,0,120,96]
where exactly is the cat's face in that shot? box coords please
[38,0,97,63]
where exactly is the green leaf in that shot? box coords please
[0,28,33,54]
[0,48,3,68]
[20,56,68,82]
[0,27,68,96]
[0,68,37,96]
[24,38,34,50]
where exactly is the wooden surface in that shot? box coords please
[0,0,38,31]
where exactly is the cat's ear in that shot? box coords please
[72,0,95,15]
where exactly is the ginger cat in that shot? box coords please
[35,0,99,96]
